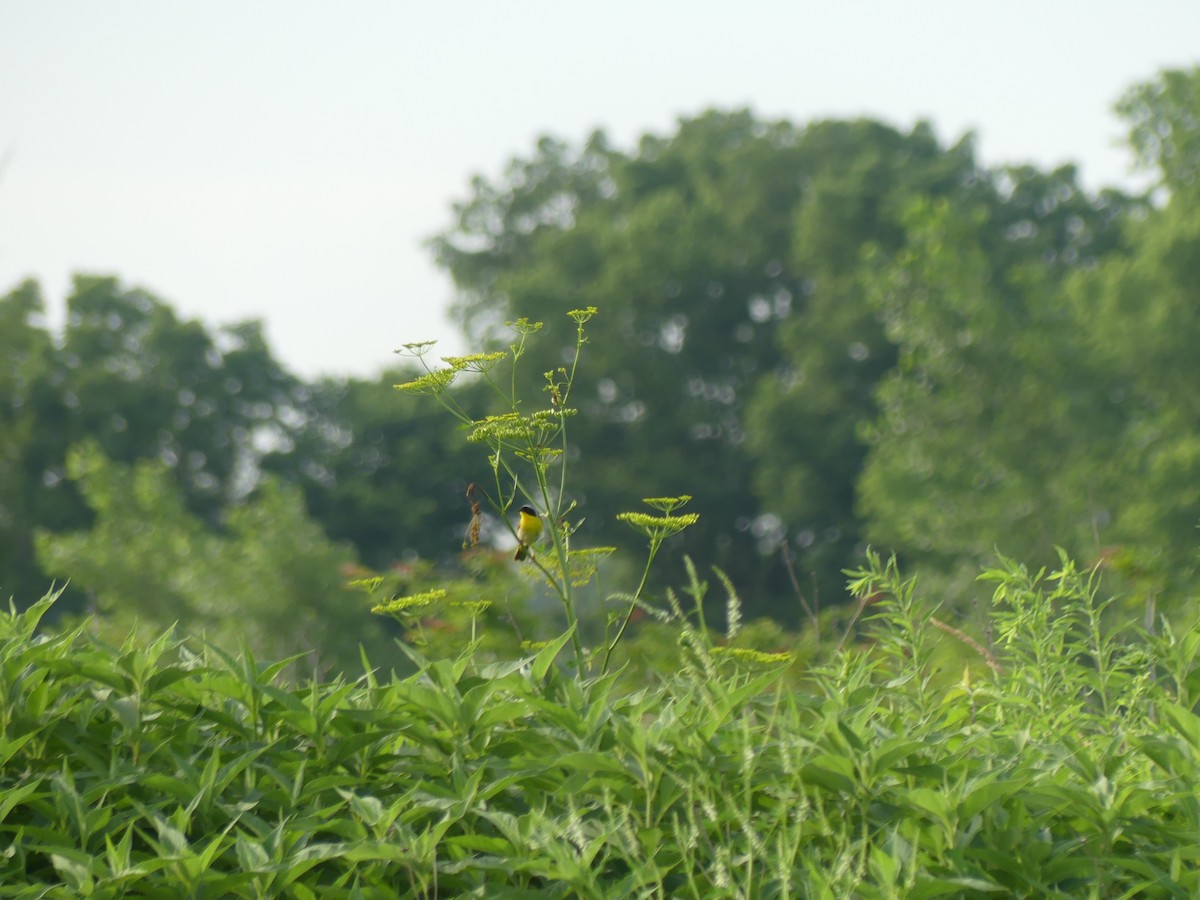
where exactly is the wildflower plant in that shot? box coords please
[395,308,691,673]
[391,309,704,674]
[607,495,701,670]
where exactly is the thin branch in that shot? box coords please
[780,541,819,634]
[835,592,873,653]
[930,616,1005,675]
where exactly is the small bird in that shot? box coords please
[513,505,543,561]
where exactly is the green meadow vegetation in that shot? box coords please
[3,66,1200,894]
[5,553,1200,896]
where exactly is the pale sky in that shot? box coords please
[2,1,1197,379]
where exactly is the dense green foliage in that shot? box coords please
[32,442,386,676]
[6,552,1200,896]
[1,65,1199,663]
[260,374,493,573]
[428,110,1139,615]
[0,275,307,609]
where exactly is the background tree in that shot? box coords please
[56,275,304,516]
[9,69,1196,653]
[0,280,57,605]
[856,196,1130,582]
[743,121,985,605]
[436,113,805,616]
[262,372,494,569]
[0,275,308,613]
[34,441,389,674]
[1070,66,1200,598]
[1118,66,1200,198]
[1070,192,1200,604]
[431,111,1134,618]
[856,68,1197,616]
[0,272,516,657]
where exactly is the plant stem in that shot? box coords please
[602,539,661,674]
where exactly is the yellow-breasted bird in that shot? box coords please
[513,505,543,561]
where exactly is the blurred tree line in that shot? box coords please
[2,67,1197,669]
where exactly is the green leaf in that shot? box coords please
[1161,701,1200,750]
[800,755,857,795]
[532,625,576,682]
[234,835,271,873]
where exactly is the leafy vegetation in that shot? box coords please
[3,67,1199,646]
[385,309,704,676]
[33,442,384,677]
[428,109,1140,614]
[5,552,1200,896]
[3,65,1200,893]
[0,275,308,615]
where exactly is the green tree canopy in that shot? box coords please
[857,197,1128,574]
[431,111,1134,616]
[262,371,493,569]
[56,275,304,514]
[0,274,308,608]
[0,280,57,604]
[35,441,385,674]
[1118,66,1200,198]
[857,66,1199,611]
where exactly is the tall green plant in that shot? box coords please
[387,309,699,674]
